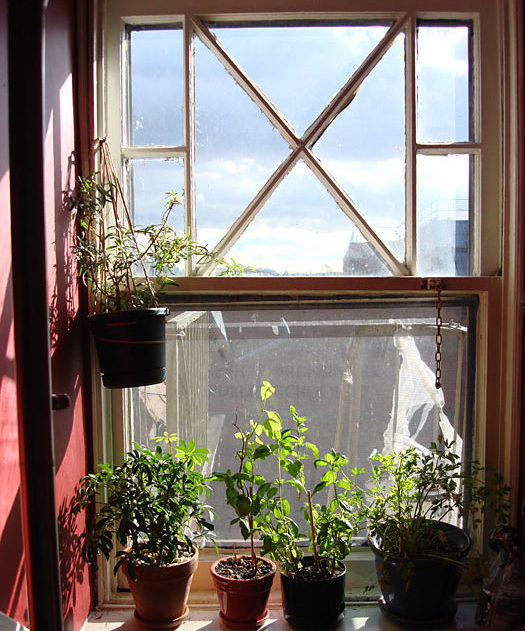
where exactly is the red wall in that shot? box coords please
[0,0,25,621]
[0,0,93,629]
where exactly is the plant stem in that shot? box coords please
[249,487,256,571]
[97,138,156,305]
[306,490,319,567]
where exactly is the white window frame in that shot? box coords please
[90,0,523,606]
[103,1,502,278]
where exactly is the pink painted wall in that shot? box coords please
[0,0,93,629]
[0,0,26,620]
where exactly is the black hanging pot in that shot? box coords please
[88,308,169,388]
[280,556,346,629]
[368,521,471,627]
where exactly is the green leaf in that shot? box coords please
[253,445,271,460]
[284,461,302,478]
[305,442,319,458]
[236,496,252,518]
[313,481,328,494]
[266,411,282,428]
[322,470,336,484]
[261,381,275,401]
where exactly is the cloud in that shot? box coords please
[226,221,353,274]
[417,26,469,76]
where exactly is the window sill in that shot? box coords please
[84,601,481,630]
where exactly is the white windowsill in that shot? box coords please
[84,601,480,631]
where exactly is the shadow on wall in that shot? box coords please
[49,152,77,355]
[0,268,27,624]
[0,493,27,623]
[57,497,89,631]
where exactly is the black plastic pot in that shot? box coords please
[280,556,346,629]
[88,308,169,389]
[369,522,471,626]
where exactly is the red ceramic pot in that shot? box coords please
[122,547,198,629]
[210,556,276,629]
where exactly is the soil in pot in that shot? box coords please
[280,556,346,629]
[122,547,198,630]
[210,555,276,629]
[369,522,471,626]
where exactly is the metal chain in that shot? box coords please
[434,281,443,389]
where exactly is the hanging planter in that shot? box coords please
[73,138,243,389]
[88,308,169,388]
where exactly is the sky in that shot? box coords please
[129,21,471,276]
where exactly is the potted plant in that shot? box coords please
[364,437,511,626]
[71,433,214,629]
[211,382,277,629]
[255,388,363,629]
[74,138,242,388]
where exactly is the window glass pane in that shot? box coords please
[195,38,289,248]
[314,34,406,262]
[417,154,471,276]
[210,22,390,136]
[226,159,392,276]
[416,24,471,143]
[127,157,185,231]
[130,301,474,541]
[123,18,480,279]
[128,27,184,146]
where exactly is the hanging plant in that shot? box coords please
[73,138,244,388]
[74,138,242,314]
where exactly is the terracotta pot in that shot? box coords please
[210,556,276,629]
[122,547,198,629]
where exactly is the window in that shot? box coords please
[105,3,502,278]
[130,300,476,541]
[97,0,520,600]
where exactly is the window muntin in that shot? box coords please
[194,34,291,253]
[207,22,391,137]
[313,32,406,264]
[121,14,481,278]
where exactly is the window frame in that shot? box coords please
[103,0,502,277]
[91,0,523,606]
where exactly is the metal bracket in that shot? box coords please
[421,278,445,291]
[51,393,71,410]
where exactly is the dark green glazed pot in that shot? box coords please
[280,556,346,629]
[369,521,471,626]
[89,308,169,388]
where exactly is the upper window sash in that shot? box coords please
[102,1,502,278]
